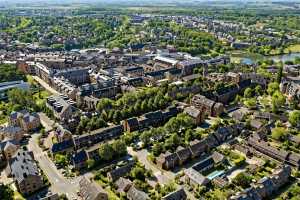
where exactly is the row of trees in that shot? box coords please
[0,64,26,82]
[96,87,171,124]
[75,116,107,135]
[98,139,127,162]
[139,113,196,155]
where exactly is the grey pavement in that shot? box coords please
[38,112,55,131]
[32,76,61,95]
[28,133,80,200]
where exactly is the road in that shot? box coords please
[32,76,61,95]
[127,147,174,185]
[38,112,55,131]
[28,133,80,199]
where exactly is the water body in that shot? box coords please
[231,52,300,65]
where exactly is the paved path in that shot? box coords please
[28,133,80,200]
[38,112,55,131]
[32,76,61,95]
[127,147,174,185]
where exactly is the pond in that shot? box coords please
[230,52,300,65]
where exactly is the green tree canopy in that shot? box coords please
[289,110,300,127]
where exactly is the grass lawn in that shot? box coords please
[284,44,300,53]
[14,191,25,200]
[33,90,50,107]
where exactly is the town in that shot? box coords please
[0,1,300,200]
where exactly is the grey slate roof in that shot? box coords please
[10,150,39,184]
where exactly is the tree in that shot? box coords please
[267,82,279,96]
[0,64,26,82]
[244,88,253,98]
[184,129,193,143]
[86,159,95,169]
[243,98,256,109]
[130,166,146,181]
[152,143,163,156]
[271,91,286,113]
[233,172,253,189]
[112,140,127,157]
[0,184,13,200]
[277,64,283,83]
[8,88,36,111]
[99,143,114,161]
[271,127,287,141]
[54,154,67,166]
[255,85,263,96]
[289,110,300,127]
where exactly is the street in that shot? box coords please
[38,112,55,131]
[28,133,80,199]
[32,76,61,95]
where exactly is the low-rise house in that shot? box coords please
[115,177,133,193]
[55,124,73,143]
[72,150,88,170]
[73,125,123,150]
[127,185,149,200]
[184,106,205,125]
[123,118,140,133]
[191,94,224,117]
[8,150,44,196]
[123,107,179,133]
[213,177,228,188]
[230,165,291,200]
[79,176,108,200]
[51,139,74,155]
[156,151,179,170]
[176,146,192,165]
[192,152,225,173]
[250,120,264,130]
[0,126,24,142]
[0,139,18,160]
[107,161,135,182]
[184,168,210,187]
[189,139,208,158]
[247,135,300,168]
[162,188,187,200]
[9,110,40,132]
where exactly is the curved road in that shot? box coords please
[28,133,80,200]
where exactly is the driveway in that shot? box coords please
[28,133,80,199]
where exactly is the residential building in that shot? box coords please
[191,94,224,117]
[8,150,44,196]
[0,139,18,160]
[156,151,179,170]
[230,165,291,200]
[127,185,149,200]
[0,126,24,142]
[184,106,205,125]
[115,177,133,193]
[162,188,187,200]
[107,161,135,182]
[9,110,40,132]
[79,176,108,200]
[46,95,76,120]
[184,168,210,187]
